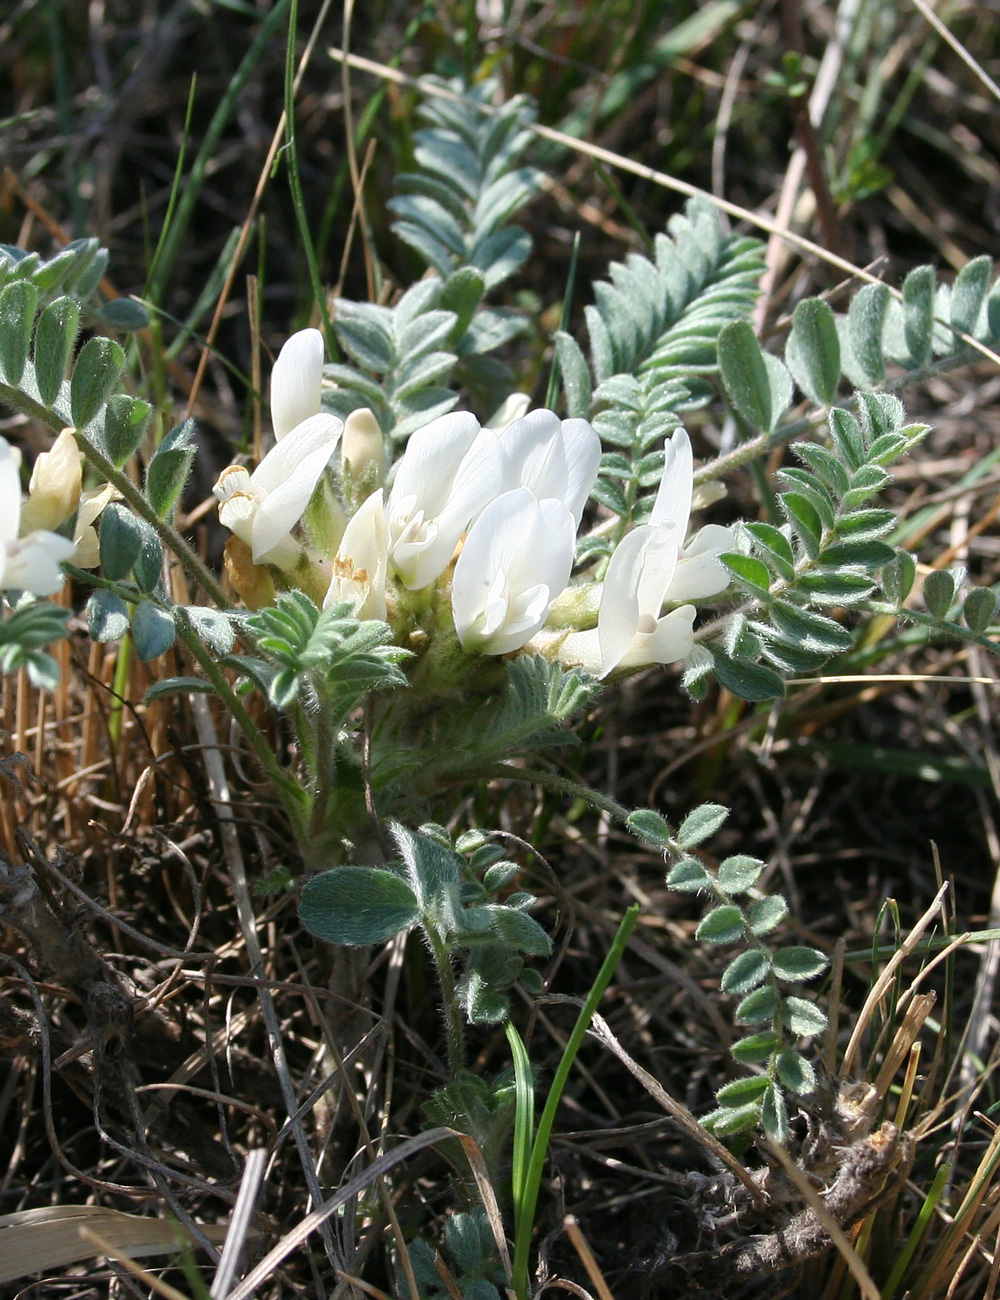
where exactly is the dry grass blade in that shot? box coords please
[587,1011,765,1206]
[563,1217,616,1300]
[210,1147,269,1300]
[0,1206,227,1285]
[841,881,950,1076]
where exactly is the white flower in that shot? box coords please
[213,412,343,567]
[324,488,388,621]
[558,428,731,678]
[0,438,76,595]
[648,428,734,601]
[270,328,325,440]
[594,525,698,675]
[386,412,503,590]
[499,409,602,527]
[452,488,575,656]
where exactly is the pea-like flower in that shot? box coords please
[214,413,343,568]
[324,487,389,621]
[386,413,502,590]
[560,428,732,677]
[0,437,76,595]
[270,328,325,440]
[499,409,602,527]
[452,488,576,655]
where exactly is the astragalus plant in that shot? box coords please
[2,71,1000,1300]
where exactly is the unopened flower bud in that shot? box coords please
[20,428,82,534]
[485,392,530,432]
[340,408,385,496]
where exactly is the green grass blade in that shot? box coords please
[505,1020,534,1240]
[511,904,640,1300]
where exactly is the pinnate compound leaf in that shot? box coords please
[775,1049,816,1095]
[70,336,125,428]
[785,298,840,406]
[132,602,175,661]
[103,393,152,467]
[703,1103,761,1136]
[784,996,828,1037]
[770,946,827,981]
[146,419,196,517]
[676,803,728,849]
[736,985,779,1024]
[923,569,956,620]
[0,279,37,383]
[715,1076,771,1107]
[99,503,143,581]
[760,1083,789,1143]
[721,552,772,597]
[667,858,710,892]
[299,867,419,945]
[34,296,79,405]
[747,895,788,936]
[718,320,792,432]
[731,1030,781,1063]
[965,587,999,634]
[720,949,771,995]
[86,589,130,642]
[696,904,745,946]
[627,808,673,849]
[718,855,765,894]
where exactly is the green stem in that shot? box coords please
[510,905,640,1300]
[107,633,131,750]
[425,925,465,1076]
[172,610,312,843]
[476,763,631,826]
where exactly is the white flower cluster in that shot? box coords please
[214,329,735,677]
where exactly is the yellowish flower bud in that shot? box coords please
[340,408,385,495]
[20,428,82,534]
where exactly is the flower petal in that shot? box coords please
[617,604,697,669]
[4,531,76,595]
[251,436,340,562]
[270,328,324,440]
[325,488,388,620]
[251,413,343,495]
[649,427,693,535]
[452,489,574,655]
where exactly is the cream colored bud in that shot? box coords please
[20,429,82,534]
[340,408,385,486]
[485,392,531,432]
[691,480,727,511]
